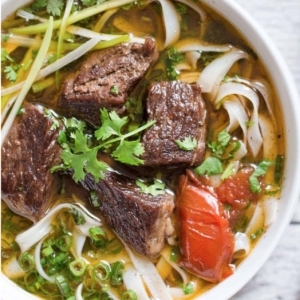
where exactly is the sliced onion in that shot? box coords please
[66,25,145,43]
[174,62,192,72]
[198,48,249,96]
[157,0,180,48]
[123,265,151,299]
[1,17,54,147]
[1,35,102,97]
[17,9,47,22]
[125,245,172,300]
[215,82,262,157]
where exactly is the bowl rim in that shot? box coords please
[1,0,300,299]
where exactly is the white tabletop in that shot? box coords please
[230,1,300,299]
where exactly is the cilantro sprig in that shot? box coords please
[52,109,155,182]
[165,47,184,80]
[136,179,166,196]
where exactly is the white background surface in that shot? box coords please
[231,1,300,299]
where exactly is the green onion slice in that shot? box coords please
[94,261,111,282]
[56,234,72,252]
[55,274,71,297]
[69,258,87,277]
[110,261,125,286]
[89,227,108,247]
[18,252,35,271]
[121,290,138,300]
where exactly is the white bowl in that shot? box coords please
[1,0,300,299]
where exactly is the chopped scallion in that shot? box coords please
[55,234,72,251]
[55,274,71,297]
[18,252,35,271]
[121,289,137,300]
[89,227,108,247]
[94,261,111,282]
[69,258,87,277]
[110,261,124,286]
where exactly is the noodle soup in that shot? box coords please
[1,0,289,299]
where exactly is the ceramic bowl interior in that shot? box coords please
[1,0,300,299]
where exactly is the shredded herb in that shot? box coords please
[4,65,19,82]
[165,47,184,80]
[1,48,13,62]
[274,154,284,183]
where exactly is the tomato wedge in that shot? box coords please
[176,170,234,282]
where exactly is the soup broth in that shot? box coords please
[1,0,284,299]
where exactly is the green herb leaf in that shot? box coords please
[95,109,128,141]
[208,130,231,158]
[47,0,64,16]
[112,139,145,165]
[1,48,13,62]
[165,47,184,80]
[4,66,18,82]
[249,160,274,193]
[136,179,166,196]
[175,136,197,151]
[194,157,223,176]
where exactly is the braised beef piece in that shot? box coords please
[57,38,158,126]
[78,170,175,258]
[141,81,207,167]
[1,102,62,223]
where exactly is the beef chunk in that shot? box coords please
[79,171,175,258]
[1,102,62,223]
[141,81,207,167]
[57,38,158,126]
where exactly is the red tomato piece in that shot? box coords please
[176,170,234,282]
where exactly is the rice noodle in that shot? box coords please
[125,245,173,300]
[233,232,250,258]
[175,38,232,53]
[15,203,101,253]
[198,49,249,97]
[2,256,26,279]
[232,140,248,161]
[185,51,201,70]
[263,197,278,227]
[157,0,180,48]
[75,283,84,300]
[215,82,262,157]
[123,265,151,299]
[66,25,145,43]
[72,228,87,259]
[223,95,249,143]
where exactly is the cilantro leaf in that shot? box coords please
[59,148,107,182]
[165,47,184,80]
[208,129,231,158]
[175,136,197,151]
[194,157,223,176]
[249,160,274,193]
[1,48,13,62]
[52,109,155,182]
[47,0,64,16]
[4,66,18,82]
[112,139,144,165]
[136,179,166,196]
[95,109,127,141]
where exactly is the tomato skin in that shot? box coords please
[176,170,234,282]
